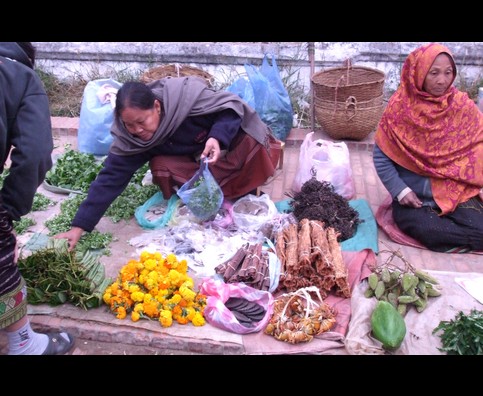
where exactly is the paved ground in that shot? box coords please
[1,119,481,355]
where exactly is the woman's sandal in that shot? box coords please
[41,332,76,355]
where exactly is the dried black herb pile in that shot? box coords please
[289,178,361,241]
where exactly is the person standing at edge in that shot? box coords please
[55,77,282,251]
[373,42,483,253]
[0,42,76,354]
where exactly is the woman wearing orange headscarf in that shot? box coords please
[373,42,483,252]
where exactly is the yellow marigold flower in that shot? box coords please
[192,312,205,326]
[133,303,144,313]
[179,285,196,302]
[140,250,152,262]
[169,293,182,304]
[128,283,141,294]
[144,277,157,290]
[102,292,112,305]
[138,274,145,284]
[153,251,162,261]
[131,311,141,322]
[168,269,183,285]
[159,310,173,327]
[165,253,178,267]
[144,258,157,271]
[131,291,144,303]
[183,277,194,289]
[116,306,127,319]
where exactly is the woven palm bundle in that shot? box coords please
[140,64,214,87]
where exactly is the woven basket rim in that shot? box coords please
[311,66,385,88]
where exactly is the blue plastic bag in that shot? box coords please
[226,54,293,141]
[177,159,224,221]
[135,191,180,229]
[78,78,122,155]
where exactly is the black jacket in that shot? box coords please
[0,42,53,221]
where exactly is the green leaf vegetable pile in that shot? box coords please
[433,309,483,355]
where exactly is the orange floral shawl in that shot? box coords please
[375,42,483,215]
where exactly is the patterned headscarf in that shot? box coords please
[375,42,483,214]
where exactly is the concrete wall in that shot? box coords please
[34,41,483,100]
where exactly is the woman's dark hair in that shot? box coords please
[16,42,36,68]
[115,81,156,117]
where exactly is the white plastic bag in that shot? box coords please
[292,132,355,199]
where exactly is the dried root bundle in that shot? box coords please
[265,286,337,343]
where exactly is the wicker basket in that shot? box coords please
[314,95,385,140]
[140,64,214,87]
[312,66,385,102]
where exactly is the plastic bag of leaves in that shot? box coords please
[177,159,224,222]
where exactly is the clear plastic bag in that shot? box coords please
[177,159,224,221]
[199,278,274,334]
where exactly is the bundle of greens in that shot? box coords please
[17,238,111,310]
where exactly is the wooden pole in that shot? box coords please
[308,42,315,131]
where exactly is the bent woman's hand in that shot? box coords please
[53,226,84,252]
[479,188,483,201]
[399,190,423,208]
[200,137,221,164]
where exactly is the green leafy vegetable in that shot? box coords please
[45,146,103,192]
[432,309,483,355]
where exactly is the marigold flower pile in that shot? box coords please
[103,251,206,327]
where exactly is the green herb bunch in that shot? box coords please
[433,309,483,355]
[184,174,223,221]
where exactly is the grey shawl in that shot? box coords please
[110,76,273,155]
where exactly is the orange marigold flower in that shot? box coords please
[172,305,182,316]
[176,316,190,325]
[116,306,127,319]
[131,311,140,322]
[143,300,160,318]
